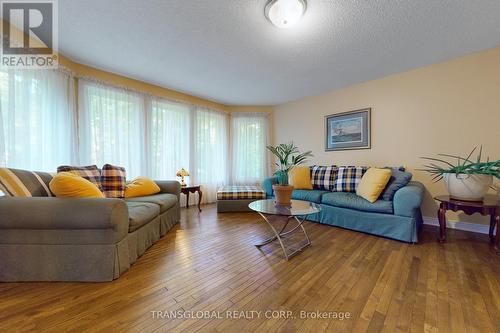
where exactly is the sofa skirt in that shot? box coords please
[0,243,119,282]
[114,202,180,279]
[305,204,422,243]
[0,203,180,282]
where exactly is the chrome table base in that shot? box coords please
[255,212,311,260]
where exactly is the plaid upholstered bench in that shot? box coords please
[216,185,266,212]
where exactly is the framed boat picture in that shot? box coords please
[325,108,371,151]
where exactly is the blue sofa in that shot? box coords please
[262,176,425,243]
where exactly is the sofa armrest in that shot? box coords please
[0,197,129,239]
[155,180,181,200]
[262,176,278,197]
[393,181,425,218]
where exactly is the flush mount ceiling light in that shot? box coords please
[265,0,307,28]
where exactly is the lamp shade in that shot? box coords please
[176,168,189,177]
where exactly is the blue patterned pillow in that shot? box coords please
[332,166,368,192]
[380,169,412,201]
[310,165,338,191]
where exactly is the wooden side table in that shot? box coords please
[435,195,499,253]
[181,185,202,212]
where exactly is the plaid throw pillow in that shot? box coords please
[57,165,102,191]
[101,164,126,198]
[332,166,368,192]
[310,165,339,191]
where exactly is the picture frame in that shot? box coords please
[325,108,371,151]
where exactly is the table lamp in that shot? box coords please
[176,168,189,187]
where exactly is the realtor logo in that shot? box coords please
[1,0,58,68]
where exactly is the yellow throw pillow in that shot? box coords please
[124,177,161,198]
[288,166,313,190]
[49,172,104,198]
[356,168,392,203]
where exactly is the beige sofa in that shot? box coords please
[0,181,181,282]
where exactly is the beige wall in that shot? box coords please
[274,47,500,224]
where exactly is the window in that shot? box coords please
[192,107,229,203]
[0,69,75,172]
[1,73,265,203]
[78,81,232,202]
[231,113,269,184]
[78,80,145,178]
[148,103,230,203]
[149,98,191,180]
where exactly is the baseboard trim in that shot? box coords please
[423,217,492,235]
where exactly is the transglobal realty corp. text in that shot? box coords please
[151,310,352,320]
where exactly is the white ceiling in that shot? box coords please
[59,0,500,106]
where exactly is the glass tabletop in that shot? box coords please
[249,199,321,216]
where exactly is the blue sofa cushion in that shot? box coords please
[380,170,412,201]
[321,192,393,214]
[291,189,329,203]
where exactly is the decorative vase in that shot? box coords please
[443,173,493,201]
[273,184,294,205]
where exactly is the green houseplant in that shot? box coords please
[420,146,499,201]
[267,142,313,205]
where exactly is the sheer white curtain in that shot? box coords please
[149,97,191,180]
[0,69,76,172]
[148,102,229,204]
[78,80,145,178]
[231,112,269,184]
[191,107,229,203]
[0,70,261,202]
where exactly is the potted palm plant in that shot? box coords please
[420,146,499,201]
[267,143,313,205]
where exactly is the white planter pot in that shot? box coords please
[443,173,493,201]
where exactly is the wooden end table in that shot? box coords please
[435,195,500,253]
[181,185,202,212]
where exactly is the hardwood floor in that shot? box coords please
[1,204,499,333]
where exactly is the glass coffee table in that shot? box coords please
[249,199,321,260]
